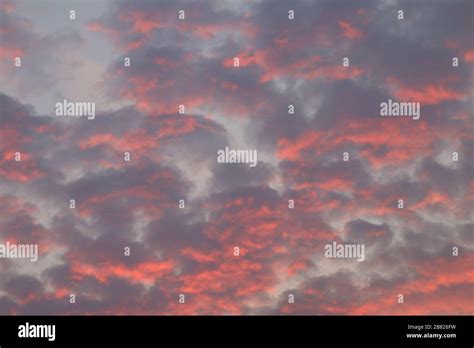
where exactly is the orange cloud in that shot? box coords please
[338,20,363,39]
[71,260,174,284]
[387,77,465,105]
[464,49,474,63]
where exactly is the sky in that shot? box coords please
[0,0,473,315]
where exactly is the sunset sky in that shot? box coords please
[0,0,473,315]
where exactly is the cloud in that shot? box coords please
[0,0,473,315]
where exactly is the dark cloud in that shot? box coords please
[0,0,473,315]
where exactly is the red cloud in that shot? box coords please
[338,20,363,39]
[71,260,174,284]
[387,76,465,105]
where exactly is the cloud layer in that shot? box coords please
[0,0,473,315]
